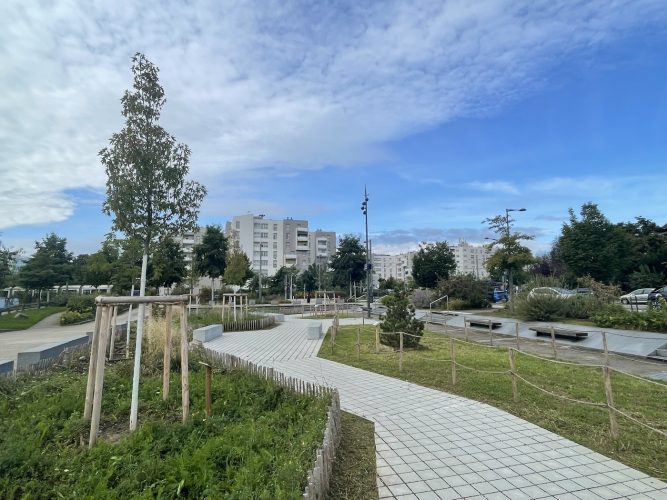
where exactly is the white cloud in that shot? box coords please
[2,0,666,229]
[468,180,519,195]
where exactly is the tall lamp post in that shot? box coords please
[361,186,371,318]
[504,208,526,305]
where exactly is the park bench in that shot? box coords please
[464,318,502,329]
[529,326,588,340]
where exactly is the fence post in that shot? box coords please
[375,324,380,353]
[84,304,103,420]
[602,366,619,438]
[549,325,557,359]
[108,306,118,359]
[357,326,361,360]
[488,321,493,346]
[508,348,518,402]
[180,304,190,423]
[399,332,403,372]
[450,338,456,385]
[601,331,609,366]
[125,303,133,359]
[515,322,520,351]
[89,305,111,448]
[464,320,469,341]
[163,305,173,400]
[204,363,212,417]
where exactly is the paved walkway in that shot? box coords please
[205,317,667,499]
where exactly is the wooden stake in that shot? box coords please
[488,321,493,346]
[89,306,111,448]
[375,325,380,353]
[602,366,619,438]
[180,304,190,423]
[84,304,103,420]
[125,304,132,359]
[601,331,609,366]
[108,306,118,359]
[399,331,403,372]
[515,322,520,351]
[464,320,469,341]
[508,348,518,402]
[450,338,457,385]
[357,326,361,360]
[204,364,212,417]
[550,325,557,359]
[162,305,173,400]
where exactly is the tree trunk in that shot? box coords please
[130,250,148,431]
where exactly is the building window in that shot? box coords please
[235,221,240,229]
[273,232,277,240]
[273,224,278,231]
[273,242,277,249]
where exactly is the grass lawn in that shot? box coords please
[0,306,66,330]
[318,325,667,481]
[328,412,378,500]
[0,352,330,498]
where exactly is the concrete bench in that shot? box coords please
[266,313,285,322]
[0,359,14,376]
[306,321,323,340]
[465,318,502,329]
[529,327,588,340]
[16,335,90,371]
[193,324,223,343]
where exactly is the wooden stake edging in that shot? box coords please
[450,338,457,385]
[375,325,380,353]
[399,331,403,372]
[108,306,118,359]
[464,320,469,341]
[515,322,520,351]
[357,326,361,360]
[488,321,494,346]
[180,304,190,423]
[125,303,133,359]
[162,305,173,400]
[84,305,103,420]
[550,325,557,359]
[602,366,619,438]
[204,363,212,417]
[509,348,518,402]
[602,331,609,366]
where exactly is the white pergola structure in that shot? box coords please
[221,293,249,321]
[84,295,190,448]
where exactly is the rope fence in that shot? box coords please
[327,315,667,440]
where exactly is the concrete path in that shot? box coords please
[205,317,667,499]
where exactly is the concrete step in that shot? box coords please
[655,348,667,357]
[647,355,667,363]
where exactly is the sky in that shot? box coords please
[1,0,666,258]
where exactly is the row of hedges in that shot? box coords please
[591,302,667,332]
[60,295,96,325]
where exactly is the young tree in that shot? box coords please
[82,239,121,287]
[329,235,366,291]
[379,290,424,348]
[0,239,19,289]
[299,264,318,302]
[223,246,252,286]
[19,233,73,303]
[150,237,186,289]
[411,242,456,288]
[193,225,227,298]
[100,53,206,431]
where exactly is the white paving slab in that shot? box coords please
[204,317,667,499]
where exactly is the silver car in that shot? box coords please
[620,288,655,304]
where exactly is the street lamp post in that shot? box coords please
[504,208,526,306]
[361,186,371,319]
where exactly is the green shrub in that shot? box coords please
[48,294,70,307]
[591,302,667,332]
[515,294,564,321]
[446,298,467,310]
[410,289,434,308]
[66,294,95,314]
[436,274,489,309]
[59,310,91,325]
[561,295,601,319]
[379,291,424,348]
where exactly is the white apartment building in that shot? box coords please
[372,252,415,287]
[451,239,491,278]
[224,215,336,277]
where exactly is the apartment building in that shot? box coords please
[372,252,416,286]
[224,215,336,277]
[451,239,491,278]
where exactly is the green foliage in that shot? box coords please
[0,307,66,331]
[411,242,456,289]
[0,241,19,289]
[591,303,667,332]
[436,274,490,309]
[223,246,252,286]
[514,293,565,321]
[101,53,206,253]
[378,276,403,290]
[193,225,227,284]
[0,356,329,498]
[483,213,534,284]
[150,237,186,288]
[559,203,632,284]
[445,298,467,310]
[198,287,212,303]
[575,275,621,303]
[59,310,89,325]
[66,294,96,314]
[298,264,318,302]
[629,264,664,290]
[410,288,434,308]
[329,235,366,289]
[379,291,424,348]
[19,233,73,291]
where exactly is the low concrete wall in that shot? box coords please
[193,324,223,343]
[0,359,14,376]
[16,335,89,371]
[266,313,285,322]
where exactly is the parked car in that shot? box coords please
[647,286,667,307]
[619,288,655,305]
[574,287,593,295]
[528,287,577,299]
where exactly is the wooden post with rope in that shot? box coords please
[450,338,457,385]
[162,305,173,400]
[508,348,518,402]
[602,331,609,366]
[602,366,619,438]
[549,325,557,359]
[399,331,403,372]
[515,322,520,351]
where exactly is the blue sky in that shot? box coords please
[1,1,666,257]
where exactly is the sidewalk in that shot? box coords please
[205,317,667,499]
